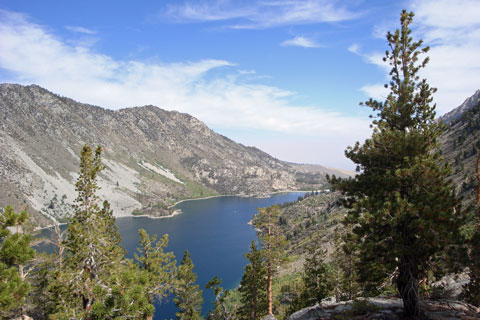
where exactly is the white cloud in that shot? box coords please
[411,0,480,29]
[360,84,389,101]
[165,0,360,29]
[348,43,360,54]
[0,9,371,149]
[66,26,97,34]
[281,36,321,48]
[358,0,480,115]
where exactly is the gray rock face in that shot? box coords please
[0,84,348,225]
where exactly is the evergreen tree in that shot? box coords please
[0,206,36,319]
[256,205,287,316]
[330,227,360,301]
[329,11,460,318]
[51,145,127,318]
[238,240,268,320]
[302,245,332,306]
[174,250,203,320]
[463,153,480,306]
[205,276,231,320]
[135,228,176,320]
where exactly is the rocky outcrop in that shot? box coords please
[286,297,480,320]
[0,84,349,225]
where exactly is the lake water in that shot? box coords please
[39,192,304,319]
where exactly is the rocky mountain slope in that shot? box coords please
[441,89,480,124]
[0,84,349,225]
[440,90,480,215]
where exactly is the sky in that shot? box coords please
[1,0,480,170]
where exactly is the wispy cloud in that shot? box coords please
[66,26,97,34]
[356,0,480,115]
[164,0,360,29]
[347,43,360,54]
[281,36,321,48]
[0,9,370,144]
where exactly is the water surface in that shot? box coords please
[40,192,304,319]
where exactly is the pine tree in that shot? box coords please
[205,276,231,320]
[174,250,203,320]
[238,240,268,320]
[330,227,360,301]
[51,145,127,318]
[463,153,480,306]
[135,228,176,320]
[329,11,460,318]
[256,205,287,316]
[302,244,332,306]
[0,206,36,319]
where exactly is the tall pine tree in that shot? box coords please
[174,250,203,320]
[135,228,176,320]
[52,145,126,318]
[238,240,268,320]
[329,10,460,318]
[463,153,480,306]
[302,245,332,306]
[256,205,287,316]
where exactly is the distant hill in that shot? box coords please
[0,84,349,226]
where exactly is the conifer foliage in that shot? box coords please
[330,10,460,318]
[0,206,36,319]
[302,245,332,306]
[174,250,204,320]
[51,145,126,318]
[463,153,480,306]
[206,276,231,320]
[135,228,176,319]
[256,205,287,316]
[237,240,268,320]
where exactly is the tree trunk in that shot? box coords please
[476,153,480,232]
[397,256,420,318]
[267,267,273,315]
[267,223,273,315]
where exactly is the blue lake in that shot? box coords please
[39,192,304,319]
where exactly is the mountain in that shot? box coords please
[439,89,480,214]
[440,89,480,124]
[0,84,349,226]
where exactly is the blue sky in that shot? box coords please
[1,0,480,169]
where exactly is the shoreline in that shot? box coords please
[131,209,182,219]
[36,190,312,229]
[168,194,229,208]
[168,189,312,209]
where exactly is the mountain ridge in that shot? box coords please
[0,83,349,226]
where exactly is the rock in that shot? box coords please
[13,316,33,320]
[262,314,277,320]
[286,297,480,320]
